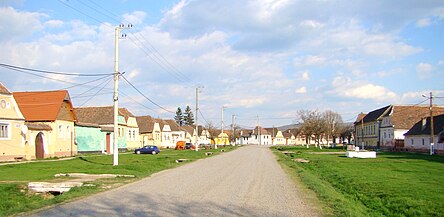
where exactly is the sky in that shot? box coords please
[1,0,444,129]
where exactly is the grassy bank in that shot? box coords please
[0,146,236,216]
[272,146,444,217]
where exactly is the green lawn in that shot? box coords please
[0,147,236,216]
[272,146,444,217]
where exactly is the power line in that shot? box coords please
[120,74,174,114]
[0,63,113,77]
[59,0,194,85]
[78,77,113,107]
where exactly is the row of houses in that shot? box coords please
[353,104,444,153]
[0,83,219,161]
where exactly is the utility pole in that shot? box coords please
[257,115,261,145]
[195,86,202,151]
[429,92,434,155]
[232,114,235,144]
[113,24,132,166]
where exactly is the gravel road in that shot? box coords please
[26,145,321,217]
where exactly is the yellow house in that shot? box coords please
[136,116,162,147]
[119,108,139,150]
[13,90,77,159]
[215,132,229,145]
[0,83,27,162]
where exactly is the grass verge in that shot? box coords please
[0,146,236,216]
[272,146,444,217]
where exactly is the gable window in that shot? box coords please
[0,123,10,139]
[411,139,414,146]
[422,138,425,146]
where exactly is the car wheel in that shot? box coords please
[151,151,157,155]
[136,150,141,154]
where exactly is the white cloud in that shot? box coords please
[300,71,310,81]
[416,18,431,27]
[294,55,326,66]
[44,19,64,28]
[438,60,444,65]
[416,62,434,77]
[0,7,45,42]
[122,11,147,25]
[330,76,397,102]
[295,86,306,94]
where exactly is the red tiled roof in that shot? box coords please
[388,105,444,129]
[13,90,75,122]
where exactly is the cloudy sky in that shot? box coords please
[1,0,444,128]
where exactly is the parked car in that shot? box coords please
[134,146,160,155]
[185,143,193,149]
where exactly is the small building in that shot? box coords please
[119,108,139,150]
[136,115,161,147]
[404,114,444,154]
[74,106,127,153]
[236,126,272,145]
[215,132,229,145]
[13,90,77,159]
[267,127,286,145]
[0,83,27,161]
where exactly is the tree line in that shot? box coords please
[298,109,353,145]
[174,106,194,126]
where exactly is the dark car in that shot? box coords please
[185,143,193,149]
[134,146,160,155]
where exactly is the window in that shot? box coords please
[66,125,70,138]
[384,132,386,139]
[411,139,414,146]
[0,123,10,139]
[422,138,424,146]
[58,125,63,138]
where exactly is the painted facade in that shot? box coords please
[0,83,27,161]
[13,90,77,159]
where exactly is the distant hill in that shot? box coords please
[278,123,302,131]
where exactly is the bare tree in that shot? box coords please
[205,121,218,139]
[323,110,343,145]
[298,110,326,147]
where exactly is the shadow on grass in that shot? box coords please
[78,157,113,166]
[377,152,444,163]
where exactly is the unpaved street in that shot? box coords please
[27,145,321,217]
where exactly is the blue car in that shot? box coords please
[134,146,160,155]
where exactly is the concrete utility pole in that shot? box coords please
[221,106,227,134]
[113,24,131,166]
[429,92,434,155]
[232,114,235,144]
[257,115,261,145]
[195,86,203,151]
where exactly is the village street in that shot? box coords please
[26,145,321,217]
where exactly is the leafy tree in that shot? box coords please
[174,107,184,126]
[184,105,195,126]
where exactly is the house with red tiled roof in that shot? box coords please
[354,105,444,149]
[13,90,77,159]
[0,83,27,162]
[74,106,128,153]
[136,115,161,147]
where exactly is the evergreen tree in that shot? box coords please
[174,107,184,126]
[184,105,195,126]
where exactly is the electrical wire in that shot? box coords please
[120,74,174,114]
[0,63,113,77]
[77,77,113,107]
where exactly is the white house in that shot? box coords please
[236,126,272,145]
[404,114,444,154]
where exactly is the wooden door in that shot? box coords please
[106,133,111,154]
[35,132,44,159]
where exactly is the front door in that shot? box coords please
[106,133,111,154]
[35,132,44,159]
